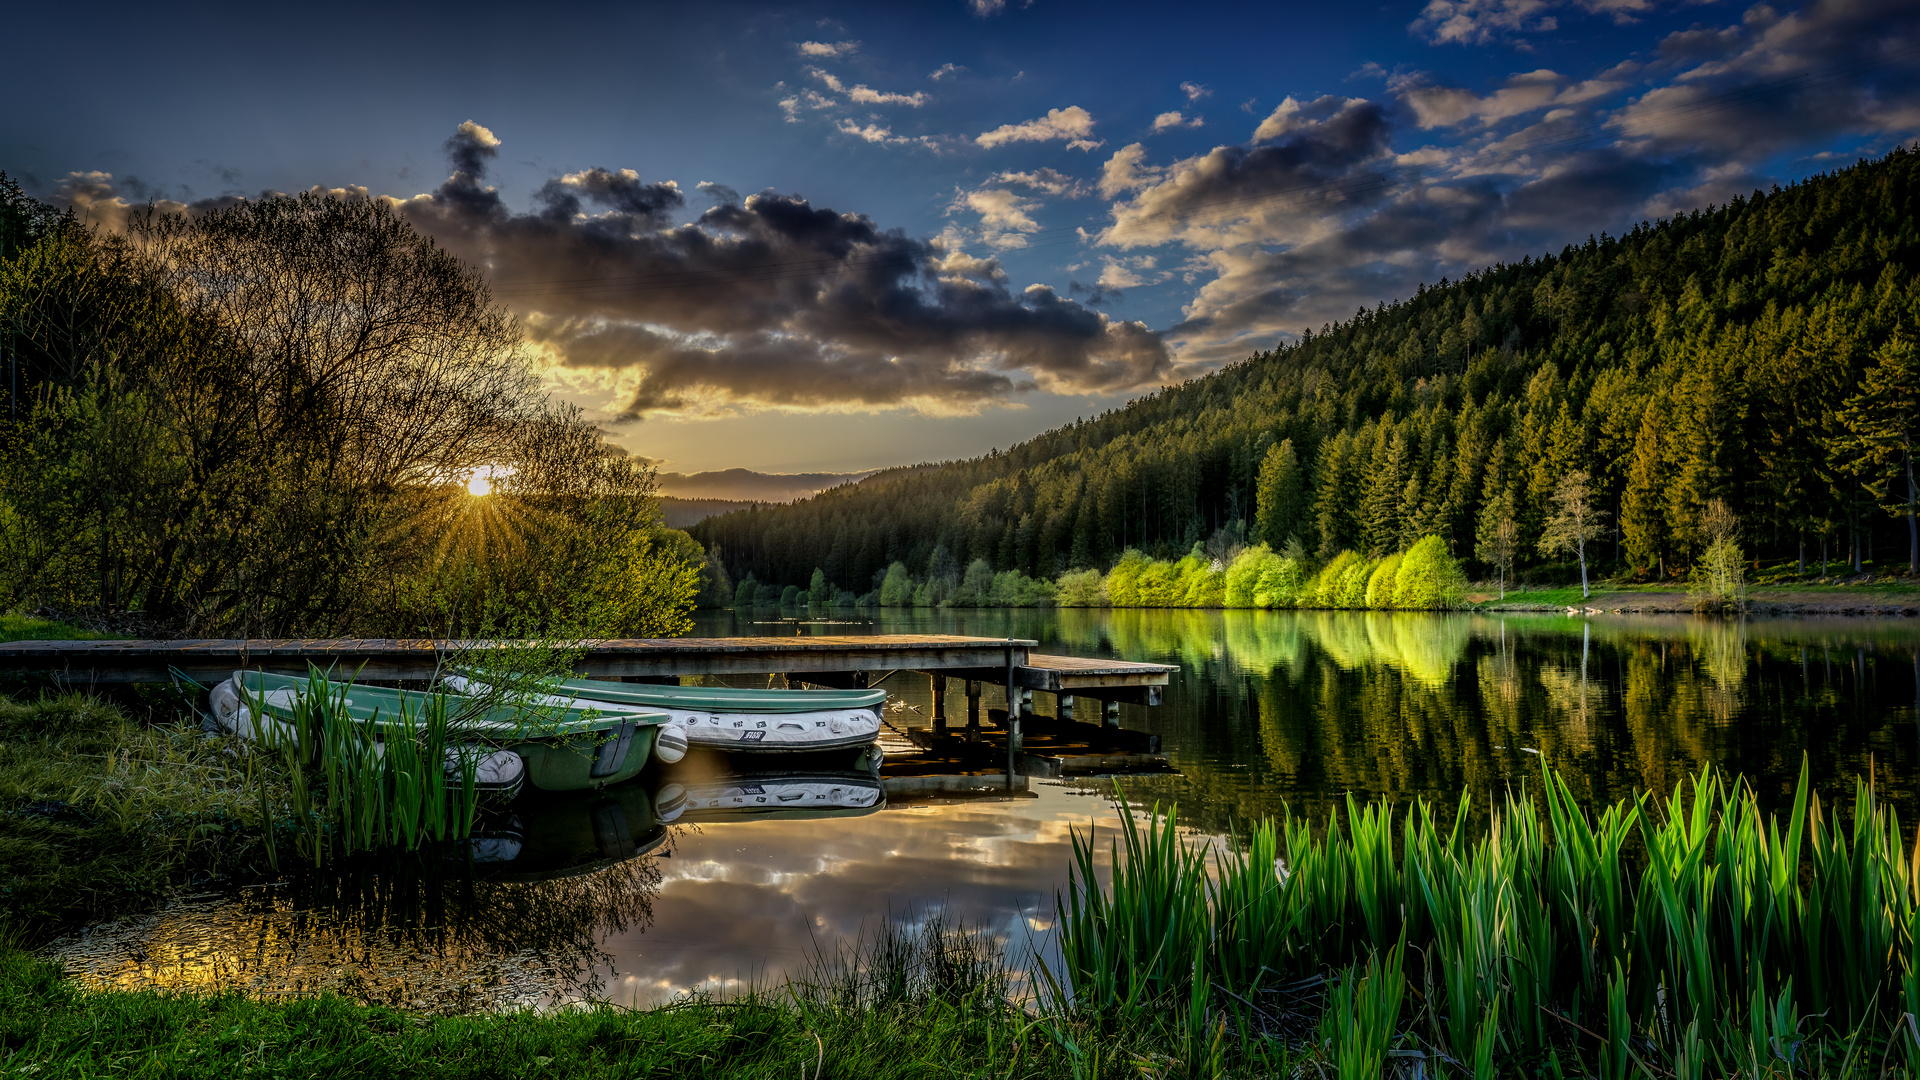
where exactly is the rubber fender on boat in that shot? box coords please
[654,724,689,764]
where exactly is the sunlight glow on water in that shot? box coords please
[47,609,1920,1007]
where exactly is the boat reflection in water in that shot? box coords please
[50,751,888,1010]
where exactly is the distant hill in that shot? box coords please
[660,497,759,529]
[692,147,1920,593]
[657,468,872,502]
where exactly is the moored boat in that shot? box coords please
[443,674,885,754]
[209,670,675,794]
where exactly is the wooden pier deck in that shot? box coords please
[0,634,1177,705]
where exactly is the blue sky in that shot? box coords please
[4,0,1915,480]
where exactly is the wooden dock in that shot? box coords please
[0,634,1176,708]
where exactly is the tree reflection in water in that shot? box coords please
[52,785,672,1011]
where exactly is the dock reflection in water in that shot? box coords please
[50,609,1920,1011]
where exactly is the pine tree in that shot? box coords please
[1253,439,1307,547]
[1833,331,1920,573]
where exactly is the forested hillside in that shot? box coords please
[695,148,1920,597]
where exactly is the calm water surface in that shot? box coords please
[50,609,1920,1007]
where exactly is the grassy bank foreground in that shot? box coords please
[5,687,1920,1077]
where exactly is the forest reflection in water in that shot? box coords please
[841,607,1920,834]
[49,609,1920,1007]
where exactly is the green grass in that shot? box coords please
[0,694,278,941]
[0,917,1174,1080]
[0,614,115,643]
[1060,767,1920,1078]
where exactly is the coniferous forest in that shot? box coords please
[692,147,1920,605]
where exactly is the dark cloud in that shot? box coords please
[1099,0,1920,366]
[395,126,1171,416]
[444,119,501,180]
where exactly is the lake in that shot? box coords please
[48,608,1920,1009]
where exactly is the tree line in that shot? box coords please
[693,147,1920,598]
[0,181,700,637]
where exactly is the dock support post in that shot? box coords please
[1006,645,1021,789]
[1058,694,1074,721]
[1103,699,1120,728]
[931,674,947,735]
[1018,688,1034,719]
[965,681,981,740]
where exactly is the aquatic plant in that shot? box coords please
[250,668,481,868]
[1058,762,1920,1076]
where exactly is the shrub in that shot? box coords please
[1105,550,1150,606]
[1364,554,1403,609]
[1223,546,1277,607]
[1252,559,1302,608]
[877,562,913,606]
[1305,551,1361,608]
[1393,535,1468,610]
[1055,568,1108,607]
[1688,538,1747,612]
[1335,558,1376,609]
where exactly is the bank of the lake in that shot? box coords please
[7,608,1920,1077]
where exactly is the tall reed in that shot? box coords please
[251,668,481,869]
[1057,762,1920,1076]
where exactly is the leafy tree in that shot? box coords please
[1539,471,1609,600]
[1394,535,1468,609]
[877,562,912,606]
[808,567,832,604]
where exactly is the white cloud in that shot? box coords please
[1151,111,1205,132]
[968,0,1008,14]
[1392,69,1623,128]
[994,167,1090,196]
[931,63,967,81]
[1253,95,1371,142]
[976,106,1102,149]
[849,85,931,107]
[797,40,859,58]
[1098,143,1163,197]
[1181,82,1212,102]
[1096,255,1169,290]
[952,187,1045,248]
[454,120,500,149]
[835,120,941,148]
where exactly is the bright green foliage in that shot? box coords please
[1253,557,1303,609]
[248,670,481,870]
[696,149,1920,592]
[1393,535,1468,609]
[733,576,758,607]
[1062,764,1920,1077]
[877,562,913,606]
[1104,550,1151,607]
[1306,551,1362,608]
[1364,554,1403,609]
[1334,558,1376,609]
[1054,568,1108,606]
[985,569,1054,606]
[808,568,831,604]
[1688,538,1748,611]
[1224,545,1278,606]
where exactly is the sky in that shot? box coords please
[4,0,1916,484]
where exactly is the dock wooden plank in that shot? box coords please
[0,635,1040,684]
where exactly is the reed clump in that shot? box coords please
[1059,764,1920,1077]
[253,670,481,869]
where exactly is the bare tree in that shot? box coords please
[1476,510,1519,599]
[1539,470,1610,600]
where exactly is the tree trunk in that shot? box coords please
[1798,530,1806,576]
[1577,541,1589,600]
[1907,447,1917,576]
